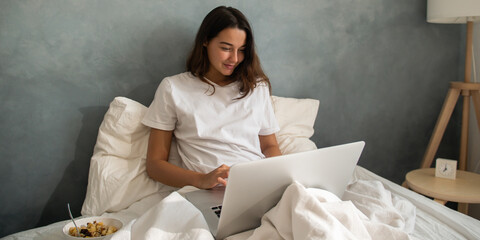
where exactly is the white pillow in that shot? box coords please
[81,95,319,216]
[271,96,319,154]
[81,97,179,216]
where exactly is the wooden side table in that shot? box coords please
[405,168,480,214]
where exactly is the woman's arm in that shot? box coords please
[146,128,229,189]
[259,133,282,158]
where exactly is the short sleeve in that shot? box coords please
[258,84,280,136]
[141,79,177,130]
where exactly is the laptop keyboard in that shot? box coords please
[211,205,222,218]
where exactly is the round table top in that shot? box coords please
[406,168,480,203]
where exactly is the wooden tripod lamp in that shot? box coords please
[422,0,480,170]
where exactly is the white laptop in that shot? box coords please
[184,141,365,239]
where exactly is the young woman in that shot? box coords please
[141,6,281,189]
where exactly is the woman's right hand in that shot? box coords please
[146,128,232,189]
[196,164,230,189]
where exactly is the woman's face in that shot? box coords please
[205,27,246,84]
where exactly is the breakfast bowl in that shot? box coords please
[62,216,123,239]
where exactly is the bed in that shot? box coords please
[3,96,480,240]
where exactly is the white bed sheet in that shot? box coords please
[3,166,480,240]
[352,166,480,240]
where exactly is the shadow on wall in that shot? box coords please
[129,21,195,108]
[34,20,193,228]
[139,20,192,99]
[36,106,108,227]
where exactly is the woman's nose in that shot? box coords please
[229,51,238,63]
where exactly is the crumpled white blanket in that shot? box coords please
[108,192,213,240]
[245,181,414,240]
[108,180,415,240]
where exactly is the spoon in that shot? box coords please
[67,203,80,237]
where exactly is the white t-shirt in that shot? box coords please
[142,72,279,173]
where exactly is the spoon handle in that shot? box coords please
[67,203,80,237]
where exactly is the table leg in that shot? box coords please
[433,199,447,205]
[458,203,469,214]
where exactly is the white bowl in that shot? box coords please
[63,216,123,239]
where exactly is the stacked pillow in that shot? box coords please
[81,96,319,216]
[271,96,319,154]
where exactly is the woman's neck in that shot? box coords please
[205,72,232,87]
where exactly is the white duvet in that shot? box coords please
[5,167,480,240]
[108,179,416,240]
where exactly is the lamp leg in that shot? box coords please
[459,93,470,171]
[421,87,461,168]
[464,22,473,83]
[472,91,480,132]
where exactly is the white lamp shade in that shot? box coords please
[427,0,480,23]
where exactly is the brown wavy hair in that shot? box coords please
[186,6,271,99]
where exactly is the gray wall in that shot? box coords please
[0,0,462,237]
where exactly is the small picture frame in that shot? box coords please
[435,158,457,179]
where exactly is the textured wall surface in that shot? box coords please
[0,0,462,236]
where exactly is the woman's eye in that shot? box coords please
[221,47,231,51]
